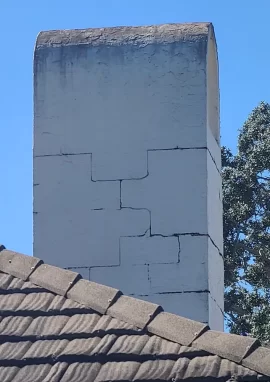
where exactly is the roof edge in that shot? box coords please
[1,248,269,377]
[35,22,212,49]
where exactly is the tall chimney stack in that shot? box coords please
[34,23,224,330]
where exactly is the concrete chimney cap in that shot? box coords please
[35,22,214,49]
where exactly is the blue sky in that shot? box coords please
[1,0,270,255]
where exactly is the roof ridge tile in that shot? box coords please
[67,278,122,314]
[147,311,209,346]
[0,249,42,281]
[107,295,162,329]
[242,346,270,377]
[192,330,260,364]
[29,263,81,296]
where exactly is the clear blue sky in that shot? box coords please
[1,0,269,255]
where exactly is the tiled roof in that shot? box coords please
[0,246,270,382]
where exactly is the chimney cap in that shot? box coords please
[35,22,213,49]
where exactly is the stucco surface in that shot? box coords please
[34,23,223,330]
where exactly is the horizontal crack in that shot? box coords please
[154,290,210,295]
[89,264,120,269]
[34,152,91,158]
[148,146,208,152]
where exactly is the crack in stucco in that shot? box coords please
[119,180,122,209]
[147,265,150,283]
[177,233,223,258]
[177,236,181,263]
[34,145,220,183]
[210,294,225,316]
[155,289,210,295]
[121,206,222,258]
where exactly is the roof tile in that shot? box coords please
[92,314,137,332]
[148,311,208,346]
[0,293,26,311]
[0,250,42,281]
[95,361,140,382]
[193,330,259,364]
[46,295,66,311]
[58,297,84,311]
[218,358,259,379]
[42,363,68,382]
[134,359,175,380]
[23,315,69,336]
[169,357,192,380]
[184,355,220,379]
[23,339,68,359]
[12,364,53,382]
[17,292,54,311]
[0,273,13,289]
[6,278,45,292]
[0,341,31,360]
[0,366,19,382]
[108,334,149,355]
[90,332,117,355]
[0,316,33,336]
[107,295,162,329]
[60,312,100,335]
[30,264,80,296]
[60,363,101,382]
[141,334,181,355]
[242,346,270,377]
[60,337,101,356]
[67,279,121,314]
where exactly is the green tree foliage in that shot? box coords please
[222,102,270,342]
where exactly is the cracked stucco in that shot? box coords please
[33,23,223,330]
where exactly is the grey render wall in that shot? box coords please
[33,23,224,330]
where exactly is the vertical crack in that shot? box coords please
[177,236,181,263]
[118,237,121,266]
[147,264,151,286]
[119,180,122,209]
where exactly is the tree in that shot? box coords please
[222,101,270,343]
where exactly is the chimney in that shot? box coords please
[33,23,224,330]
